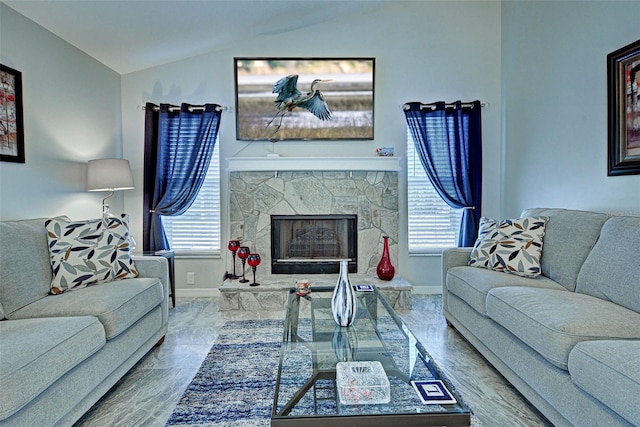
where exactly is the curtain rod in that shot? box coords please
[402,102,488,111]
[138,104,231,112]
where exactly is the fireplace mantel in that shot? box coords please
[227,156,401,172]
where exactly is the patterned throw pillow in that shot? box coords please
[45,215,138,294]
[468,216,548,278]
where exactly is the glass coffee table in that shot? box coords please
[271,286,471,426]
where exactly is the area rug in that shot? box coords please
[166,319,480,426]
[166,319,283,427]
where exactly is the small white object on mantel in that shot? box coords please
[226,156,401,172]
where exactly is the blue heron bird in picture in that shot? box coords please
[266,74,333,137]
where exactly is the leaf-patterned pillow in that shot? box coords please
[468,216,548,278]
[45,215,138,294]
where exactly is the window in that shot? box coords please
[407,130,462,253]
[162,140,221,253]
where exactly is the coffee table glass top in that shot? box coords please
[271,286,471,426]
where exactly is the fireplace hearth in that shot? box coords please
[271,214,357,274]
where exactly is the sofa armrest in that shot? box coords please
[132,256,169,298]
[441,247,472,306]
[442,247,472,273]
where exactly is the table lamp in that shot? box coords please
[87,158,134,216]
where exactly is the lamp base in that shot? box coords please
[101,191,115,216]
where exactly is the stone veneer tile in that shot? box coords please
[324,179,357,196]
[230,170,398,280]
[254,184,282,212]
[397,291,412,309]
[219,293,239,311]
[257,292,286,310]
[287,177,332,214]
[333,197,359,214]
[382,187,399,210]
[238,292,262,311]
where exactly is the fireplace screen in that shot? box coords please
[271,215,357,274]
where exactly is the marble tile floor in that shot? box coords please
[74,295,552,427]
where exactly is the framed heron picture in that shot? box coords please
[234,57,374,141]
[1,64,25,163]
[607,39,640,175]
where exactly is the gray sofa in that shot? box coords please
[0,218,169,427]
[442,208,640,427]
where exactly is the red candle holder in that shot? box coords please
[237,246,250,283]
[247,253,261,287]
[227,240,241,279]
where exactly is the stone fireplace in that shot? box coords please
[221,157,410,311]
[228,158,399,281]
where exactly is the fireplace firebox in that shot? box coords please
[271,215,357,274]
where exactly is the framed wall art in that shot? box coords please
[234,57,374,141]
[0,64,25,163]
[607,39,640,175]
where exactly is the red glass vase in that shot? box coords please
[376,235,395,281]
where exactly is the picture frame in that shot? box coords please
[234,57,374,141]
[607,39,640,176]
[0,64,25,163]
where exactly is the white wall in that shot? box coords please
[121,1,503,293]
[0,4,122,221]
[8,1,636,294]
[501,1,640,217]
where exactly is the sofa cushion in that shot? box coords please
[45,215,138,294]
[9,277,162,340]
[521,208,609,291]
[0,219,54,317]
[0,316,105,420]
[486,287,640,370]
[569,340,640,426]
[446,266,566,317]
[576,216,640,313]
[469,216,548,278]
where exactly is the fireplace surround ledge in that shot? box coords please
[219,274,412,312]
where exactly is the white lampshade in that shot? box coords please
[87,159,134,192]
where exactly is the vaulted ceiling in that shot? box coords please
[4,0,386,74]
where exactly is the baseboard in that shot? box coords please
[175,288,220,298]
[411,285,442,295]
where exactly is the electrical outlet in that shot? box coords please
[187,272,195,285]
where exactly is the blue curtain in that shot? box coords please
[143,103,222,252]
[403,101,482,247]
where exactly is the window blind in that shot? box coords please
[406,129,462,253]
[162,140,221,253]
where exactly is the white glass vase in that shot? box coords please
[332,325,359,361]
[331,260,358,327]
